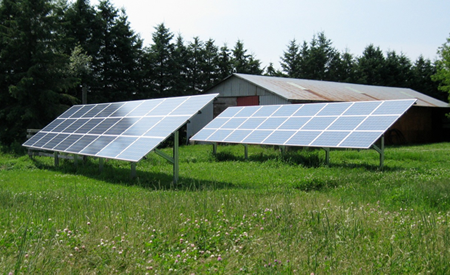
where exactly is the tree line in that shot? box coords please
[0,0,449,145]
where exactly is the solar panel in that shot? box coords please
[190,99,416,149]
[23,94,218,162]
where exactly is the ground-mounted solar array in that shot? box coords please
[23,94,218,162]
[190,99,416,149]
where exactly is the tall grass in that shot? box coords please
[1,143,449,273]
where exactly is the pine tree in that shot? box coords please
[201,39,220,89]
[186,37,204,95]
[231,40,263,75]
[90,0,143,102]
[61,0,98,101]
[0,0,78,145]
[280,40,300,77]
[265,63,284,76]
[355,45,386,85]
[412,56,446,101]
[172,34,189,96]
[147,23,177,97]
[217,45,233,80]
[383,51,412,88]
[298,32,339,81]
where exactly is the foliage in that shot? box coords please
[281,33,341,81]
[412,56,446,102]
[279,35,445,103]
[0,0,447,146]
[432,35,450,101]
[0,0,79,145]
[1,143,450,273]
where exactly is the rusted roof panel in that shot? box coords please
[232,74,449,108]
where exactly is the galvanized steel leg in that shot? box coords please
[173,131,179,184]
[371,135,385,168]
[99,158,104,172]
[213,142,217,155]
[131,162,136,178]
[324,148,330,166]
[380,135,385,168]
[54,152,59,167]
[244,144,248,160]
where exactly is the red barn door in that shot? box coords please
[237,96,259,106]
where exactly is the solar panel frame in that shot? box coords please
[191,99,416,150]
[23,94,218,162]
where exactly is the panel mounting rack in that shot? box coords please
[191,99,416,168]
[23,94,219,183]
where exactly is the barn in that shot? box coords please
[188,73,450,145]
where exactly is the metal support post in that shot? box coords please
[371,135,385,168]
[173,131,179,184]
[244,144,248,160]
[323,148,330,165]
[131,162,136,178]
[213,142,217,155]
[380,135,385,168]
[154,131,180,184]
[54,152,59,167]
[74,154,78,167]
[99,158,104,172]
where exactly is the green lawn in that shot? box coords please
[1,143,449,274]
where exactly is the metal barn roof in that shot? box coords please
[218,74,449,108]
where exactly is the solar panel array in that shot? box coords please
[190,99,416,149]
[23,94,218,162]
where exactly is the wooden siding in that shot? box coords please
[388,107,450,144]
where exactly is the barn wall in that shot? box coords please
[237,96,259,106]
[186,101,214,143]
[213,97,236,117]
[207,76,450,145]
[208,77,271,97]
[260,95,290,105]
[208,76,289,115]
[387,107,450,144]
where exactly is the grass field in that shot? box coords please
[1,143,450,274]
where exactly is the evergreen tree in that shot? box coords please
[411,56,446,101]
[355,45,386,85]
[172,34,189,96]
[201,39,221,88]
[280,39,300,77]
[90,0,143,102]
[147,23,177,97]
[265,63,284,76]
[60,0,97,53]
[299,32,339,81]
[217,44,233,80]
[61,0,99,101]
[231,40,263,75]
[186,37,204,95]
[332,51,357,83]
[383,50,412,88]
[0,0,78,145]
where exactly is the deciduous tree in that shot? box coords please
[432,35,450,101]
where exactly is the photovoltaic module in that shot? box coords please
[23,94,218,162]
[190,99,416,149]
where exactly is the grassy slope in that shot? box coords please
[0,143,449,274]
